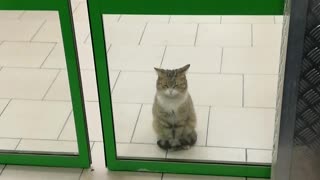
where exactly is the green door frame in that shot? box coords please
[0,0,91,168]
[87,0,285,178]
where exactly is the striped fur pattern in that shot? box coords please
[152,64,197,151]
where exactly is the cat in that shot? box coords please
[152,64,197,151]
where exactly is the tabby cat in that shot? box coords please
[152,64,197,151]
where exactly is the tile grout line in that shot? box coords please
[159,46,167,68]
[117,15,122,22]
[72,2,82,13]
[273,16,276,24]
[78,168,85,180]
[168,16,171,24]
[1,40,56,45]
[219,48,224,73]
[30,20,47,42]
[0,137,79,143]
[193,24,200,46]
[14,138,22,150]
[245,148,248,162]
[0,99,12,118]
[205,106,212,146]
[138,23,148,45]
[40,42,58,68]
[0,165,6,175]
[41,70,61,100]
[129,104,143,143]
[18,11,26,20]
[107,44,112,52]
[84,34,91,44]
[111,70,121,94]
[220,16,222,24]
[57,110,73,140]
[242,74,245,107]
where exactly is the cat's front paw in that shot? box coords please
[157,140,171,150]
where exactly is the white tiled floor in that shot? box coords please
[0,1,282,178]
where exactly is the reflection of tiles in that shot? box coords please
[161,46,222,73]
[0,20,43,41]
[0,11,24,20]
[141,23,198,46]
[222,47,280,74]
[221,16,274,24]
[196,24,251,47]
[107,45,165,71]
[0,138,20,150]
[247,149,272,164]
[132,104,210,146]
[167,146,245,163]
[17,139,78,153]
[0,68,59,99]
[244,75,278,108]
[103,23,145,45]
[163,174,245,180]
[0,100,71,139]
[207,107,275,149]
[117,143,166,159]
[120,15,170,23]
[0,42,54,68]
[170,15,220,24]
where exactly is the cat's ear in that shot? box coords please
[154,67,165,77]
[177,64,190,74]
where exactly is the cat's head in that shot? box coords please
[154,64,190,98]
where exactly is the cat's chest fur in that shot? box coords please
[156,93,188,114]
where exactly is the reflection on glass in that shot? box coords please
[0,11,78,155]
[103,14,283,165]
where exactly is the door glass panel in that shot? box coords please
[0,10,79,155]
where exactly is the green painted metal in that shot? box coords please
[99,0,284,15]
[88,0,279,177]
[0,0,91,168]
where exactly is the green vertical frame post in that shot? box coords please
[88,0,285,178]
[0,0,91,168]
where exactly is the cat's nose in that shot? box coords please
[169,89,173,94]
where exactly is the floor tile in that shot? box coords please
[112,72,157,103]
[247,149,272,164]
[244,75,278,108]
[16,139,78,154]
[63,102,102,141]
[247,178,269,180]
[207,107,275,149]
[103,15,121,24]
[0,20,43,41]
[0,165,4,174]
[167,146,245,163]
[113,103,142,143]
[72,2,89,22]
[33,21,89,43]
[163,172,245,180]
[80,70,99,101]
[222,47,280,74]
[0,138,20,150]
[103,23,145,45]
[170,15,220,24]
[188,74,243,106]
[43,43,95,69]
[80,142,162,180]
[41,43,66,68]
[221,16,274,24]
[0,11,23,20]
[116,143,166,159]
[0,100,71,139]
[0,99,9,113]
[132,104,209,146]
[274,15,284,24]
[120,15,170,23]
[161,46,222,73]
[1,165,82,180]
[107,45,165,71]
[0,42,54,68]
[253,24,283,47]
[196,24,251,47]
[0,68,59,99]
[20,11,59,22]
[141,23,197,46]
[44,70,72,101]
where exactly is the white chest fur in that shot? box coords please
[156,93,188,113]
